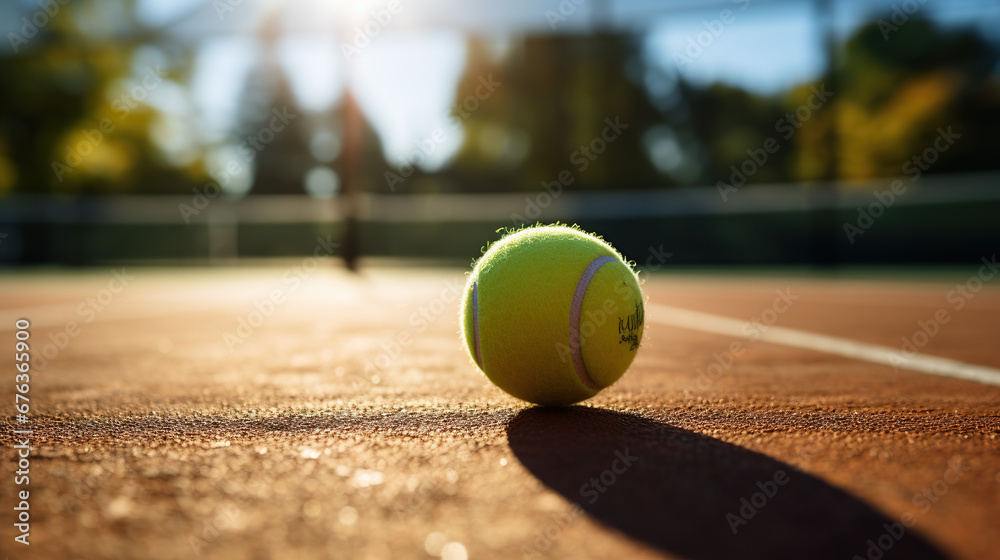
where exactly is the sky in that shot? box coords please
[130,0,834,172]
[129,0,994,159]
[643,1,824,96]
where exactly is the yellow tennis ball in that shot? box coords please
[460,225,645,406]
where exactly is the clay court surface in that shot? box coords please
[1,264,998,560]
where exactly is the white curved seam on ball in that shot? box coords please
[569,256,617,391]
[472,281,483,367]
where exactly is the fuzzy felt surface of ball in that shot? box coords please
[460,225,645,406]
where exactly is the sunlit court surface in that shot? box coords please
[2,0,1000,559]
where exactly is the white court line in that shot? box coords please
[648,303,1000,388]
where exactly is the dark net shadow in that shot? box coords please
[506,407,947,560]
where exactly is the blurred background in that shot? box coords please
[1,0,998,267]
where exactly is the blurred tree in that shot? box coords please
[443,33,666,192]
[0,0,208,195]
[2,7,998,199]
[833,19,1000,181]
[235,71,389,197]
[676,81,792,186]
[664,18,1000,188]
[238,18,391,197]
[0,10,117,195]
[235,31,312,196]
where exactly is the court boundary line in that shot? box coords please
[648,303,1000,387]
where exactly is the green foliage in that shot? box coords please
[440,34,666,192]
[0,8,997,196]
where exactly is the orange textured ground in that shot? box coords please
[0,265,998,560]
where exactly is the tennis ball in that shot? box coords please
[460,225,645,406]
